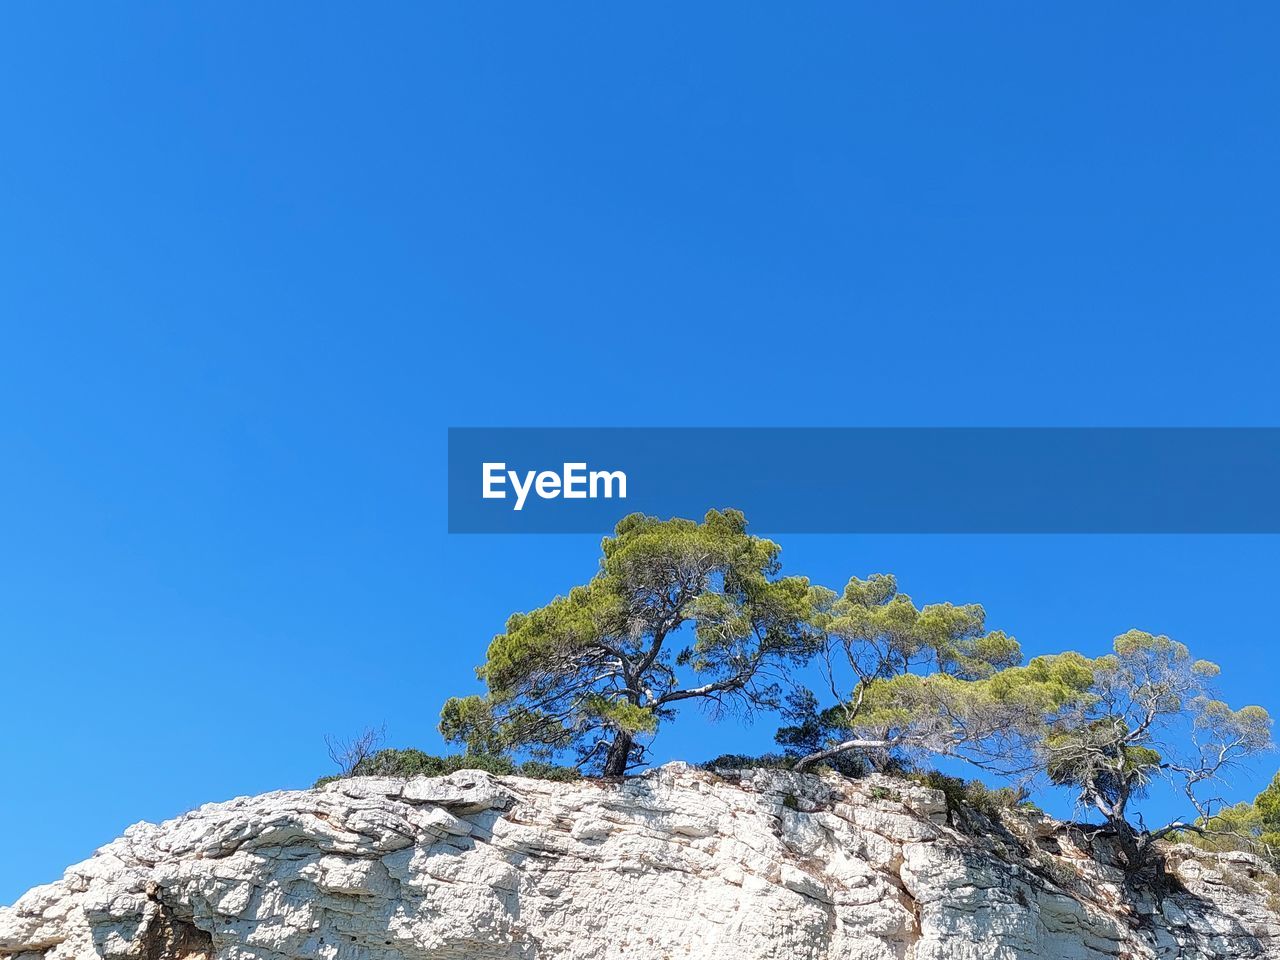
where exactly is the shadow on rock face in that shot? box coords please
[141,898,213,960]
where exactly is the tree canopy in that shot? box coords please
[780,574,1087,773]
[1043,630,1272,866]
[437,509,1273,873]
[784,614,1272,869]
[440,509,828,775]
[1190,771,1280,860]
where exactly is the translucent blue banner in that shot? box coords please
[447,428,1280,533]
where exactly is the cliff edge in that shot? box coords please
[3,763,1278,959]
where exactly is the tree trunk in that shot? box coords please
[1108,817,1146,872]
[602,731,634,777]
[795,737,896,772]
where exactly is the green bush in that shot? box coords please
[700,752,797,771]
[1177,773,1280,865]
[908,769,1026,822]
[700,751,870,778]
[514,760,582,782]
[355,748,449,777]
[316,749,579,786]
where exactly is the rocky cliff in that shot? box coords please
[3,764,1279,960]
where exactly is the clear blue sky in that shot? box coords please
[3,4,1280,905]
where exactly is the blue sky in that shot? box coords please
[3,4,1280,904]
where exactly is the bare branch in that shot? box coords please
[325,724,386,776]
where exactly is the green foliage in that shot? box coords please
[583,695,658,735]
[698,750,871,777]
[1181,771,1280,861]
[854,663,1089,741]
[1257,772,1280,851]
[438,696,508,755]
[1041,630,1272,868]
[426,506,1274,868]
[314,748,580,786]
[354,747,448,777]
[981,652,1097,713]
[1045,719,1162,802]
[775,689,837,756]
[784,574,1074,774]
[514,761,583,782]
[701,752,797,771]
[785,653,1095,779]
[442,509,829,775]
[1179,801,1264,853]
[774,690,875,776]
[791,612,1270,870]
[823,573,1020,681]
[908,770,1026,821]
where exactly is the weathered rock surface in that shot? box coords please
[3,763,1279,959]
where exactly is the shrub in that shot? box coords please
[909,769,1025,822]
[315,749,579,786]
[514,760,582,782]
[700,752,796,772]
[700,751,870,778]
[325,726,386,776]
[1178,773,1280,865]
[354,747,448,777]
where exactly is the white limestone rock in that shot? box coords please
[2,765,1278,959]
